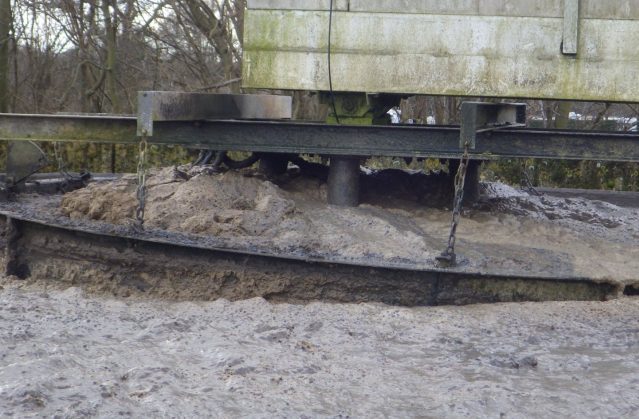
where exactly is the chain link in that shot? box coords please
[53,141,64,174]
[53,141,85,181]
[135,135,149,226]
[53,141,76,191]
[437,141,471,267]
[520,164,542,196]
[54,141,73,179]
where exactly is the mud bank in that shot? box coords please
[1,218,618,305]
[1,280,638,418]
[57,166,639,285]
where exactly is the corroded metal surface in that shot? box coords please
[1,114,638,162]
[0,113,137,143]
[0,211,621,306]
[137,91,292,136]
[327,156,360,206]
[5,141,48,185]
[459,102,526,149]
[243,2,639,101]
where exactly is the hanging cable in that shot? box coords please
[328,0,340,124]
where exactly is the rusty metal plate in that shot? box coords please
[137,91,292,136]
[6,141,48,185]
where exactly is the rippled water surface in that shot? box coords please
[1,280,638,418]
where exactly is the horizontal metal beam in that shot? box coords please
[0,114,137,143]
[0,113,638,162]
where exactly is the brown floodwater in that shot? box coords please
[1,279,638,418]
[2,168,638,417]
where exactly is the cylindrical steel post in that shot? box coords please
[327,156,360,206]
[463,160,481,203]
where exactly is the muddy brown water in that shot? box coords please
[1,168,639,417]
[1,280,638,418]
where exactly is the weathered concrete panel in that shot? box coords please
[247,0,348,11]
[347,0,639,20]
[349,0,562,17]
[582,0,639,20]
[248,1,639,20]
[243,10,639,102]
[479,0,562,18]
[349,0,479,16]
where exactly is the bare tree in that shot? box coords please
[0,0,11,112]
[162,0,244,91]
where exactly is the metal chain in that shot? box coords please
[53,141,73,179]
[135,135,149,226]
[437,142,471,267]
[53,141,84,183]
[53,141,64,173]
[53,141,74,191]
[520,164,542,196]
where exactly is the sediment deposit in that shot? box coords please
[57,166,639,285]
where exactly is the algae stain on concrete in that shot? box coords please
[243,8,639,102]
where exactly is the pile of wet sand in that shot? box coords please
[59,165,639,284]
[60,167,437,262]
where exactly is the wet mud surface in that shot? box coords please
[1,217,617,305]
[1,168,638,417]
[2,166,637,286]
[1,281,638,417]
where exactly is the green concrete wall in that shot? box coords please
[243,2,639,102]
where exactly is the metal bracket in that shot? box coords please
[562,0,580,56]
[460,102,526,149]
[137,91,292,137]
[5,141,48,188]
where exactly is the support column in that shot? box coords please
[327,156,360,206]
[4,217,28,278]
[449,159,481,205]
[463,160,481,203]
[321,93,396,206]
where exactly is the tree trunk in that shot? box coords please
[183,0,237,81]
[102,0,121,113]
[0,0,12,112]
